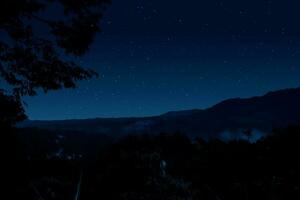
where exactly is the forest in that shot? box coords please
[2,125,300,200]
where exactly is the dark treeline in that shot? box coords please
[5,125,300,200]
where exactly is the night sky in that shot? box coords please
[23,0,300,120]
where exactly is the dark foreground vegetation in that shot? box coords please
[2,125,300,200]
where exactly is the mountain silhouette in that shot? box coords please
[19,87,300,139]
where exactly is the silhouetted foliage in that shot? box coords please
[0,1,111,197]
[0,90,26,126]
[0,0,110,127]
[9,126,300,199]
[84,128,300,200]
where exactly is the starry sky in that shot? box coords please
[23,0,300,120]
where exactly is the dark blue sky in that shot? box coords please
[23,0,300,120]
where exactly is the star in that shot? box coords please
[177,18,184,24]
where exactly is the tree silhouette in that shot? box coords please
[243,128,253,141]
[0,0,110,124]
[0,90,26,127]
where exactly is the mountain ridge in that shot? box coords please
[19,87,300,139]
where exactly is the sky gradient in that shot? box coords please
[21,0,300,120]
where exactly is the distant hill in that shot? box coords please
[19,87,300,139]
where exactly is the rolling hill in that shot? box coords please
[19,87,300,139]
